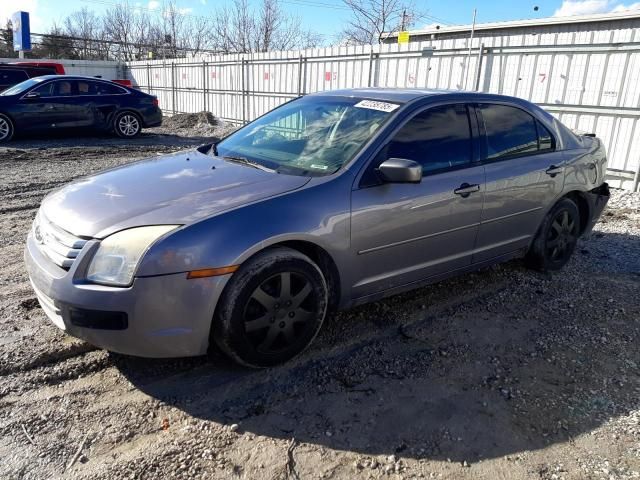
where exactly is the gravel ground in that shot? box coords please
[0,123,638,480]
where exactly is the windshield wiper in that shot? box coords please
[221,155,275,172]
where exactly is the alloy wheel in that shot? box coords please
[118,114,140,136]
[0,117,10,140]
[546,209,578,263]
[243,271,317,355]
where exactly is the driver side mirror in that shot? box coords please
[377,158,422,184]
[24,91,41,99]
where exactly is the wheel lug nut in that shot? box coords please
[279,321,285,328]
[288,311,295,318]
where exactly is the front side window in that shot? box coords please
[378,104,473,175]
[479,104,542,160]
[33,80,75,97]
[216,96,398,176]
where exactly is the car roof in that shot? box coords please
[29,75,113,81]
[308,87,531,105]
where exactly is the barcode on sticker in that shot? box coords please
[354,100,399,112]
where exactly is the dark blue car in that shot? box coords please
[0,75,162,142]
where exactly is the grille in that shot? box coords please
[32,213,88,270]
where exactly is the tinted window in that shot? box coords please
[33,80,74,97]
[77,80,97,95]
[93,81,127,95]
[537,120,555,151]
[0,69,29,84]
[383,104,472,175]
[479,104,538,160]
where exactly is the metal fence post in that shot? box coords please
[146,63,151,94]
[367,47,374,87]
[241,57,246,124]
[202,60,207,112]
[474,44,484,92]
[171,62,176,115]
[297,55,303,97]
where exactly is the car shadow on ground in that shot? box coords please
[4,130,214,150]
[113,232,640,463]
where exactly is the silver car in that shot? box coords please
[25,89,610,367]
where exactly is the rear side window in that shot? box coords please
[479,104,540,160]
[77,80,97,95]
[94,82,127,95]
[536,119,555,151]
[383,104,472,175]
[0,69,29,84]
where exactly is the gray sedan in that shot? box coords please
[25,89,610,367]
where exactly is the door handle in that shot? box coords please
[545,165,564,177]
[454,183,480,197]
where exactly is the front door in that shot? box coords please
[350,103,485,300]
[472,103,565,263]
[19,80,92,131]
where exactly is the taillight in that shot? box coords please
[152,97,159,107]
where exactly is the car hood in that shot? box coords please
[41,148,310,238]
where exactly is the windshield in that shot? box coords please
[1,77,48,96]
[215,96,400,176]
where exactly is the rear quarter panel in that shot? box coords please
[563,136,607,193]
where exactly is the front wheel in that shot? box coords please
[212,247,328,368]
[526,197,581,272]
[113,111,142,138]
[0,114,14,143]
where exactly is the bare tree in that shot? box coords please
[0,21,14,58]
[212,0,322,53]
[63,8,103,59]
[341,0,422,45]
[102,1,154,60]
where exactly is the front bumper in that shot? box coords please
[25,232,229,358]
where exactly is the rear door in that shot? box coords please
[350,103,485,299]
[472,103,565,263]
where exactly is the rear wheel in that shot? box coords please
[526,197,581,272]
[212,247,328,368]
[0,114,14,143]
[114,111,142,138]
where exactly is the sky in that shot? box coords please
[2,0,640,43]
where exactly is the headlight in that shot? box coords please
[86,225,179,286]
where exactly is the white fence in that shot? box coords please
[126,40,640,191]
[1,58,122,80]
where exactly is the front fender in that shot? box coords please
[135,176,352,277]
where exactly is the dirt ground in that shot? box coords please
[0,122,639,480]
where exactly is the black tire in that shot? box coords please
[113,111,142,138]
[212,247,328,368]
[0,113,14,143]
[526,197,581,272]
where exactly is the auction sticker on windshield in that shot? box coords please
[354,100,400,112]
